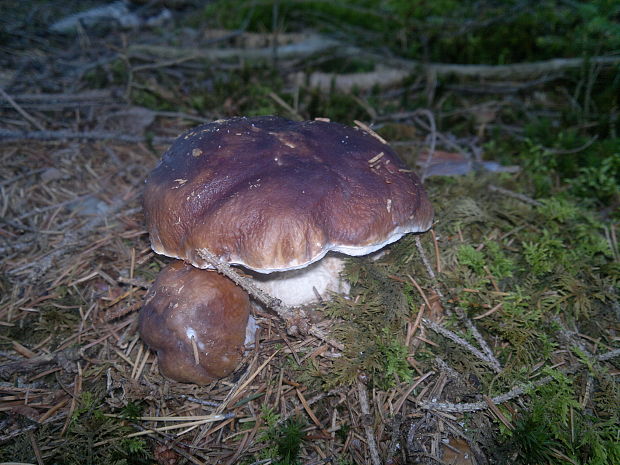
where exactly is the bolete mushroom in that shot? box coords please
[143,116,433,306]
[139,260,252,384]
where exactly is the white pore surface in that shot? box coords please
[232,224,420,273]
[250,255,350,307]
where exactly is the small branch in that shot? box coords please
[454,306,502,373]
[415,110,437,181]
[0,128,174,145]
[415,236,502,372]
[197,249,293,321]
[488,184,542,207]
[0,89,113,107]
[0,348,81,379]
[128,35,339,62]
[117,276,150,289]
[122,33,620,91]
[357,380,383,465]
[196,248,344,350]
[422,318,500,373]
[417,348,620,413]
[415,236,438,284]
[0,87,46,131]
[0,353,55,379]
[419,55,620,80]
[545,136,599,155]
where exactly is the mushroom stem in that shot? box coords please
[197,248,344,350]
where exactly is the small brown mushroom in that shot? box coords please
[139,260,251,384]
[143,116,433,306]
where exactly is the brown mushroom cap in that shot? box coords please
[144,116,433,273]
[139,261,251,384]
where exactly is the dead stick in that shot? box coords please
[0,87,45,131]
[488,184,541,206]
[197,249,294,322]
[416,236,501,372]
[454,306,502,373]
[416,109,437,181]
[196,248,343,350]
[0,128,174,144]
[418,348,620,413]
[422,318,500,373]
[357,380,383,465]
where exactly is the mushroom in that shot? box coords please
[143,116,433,306]
[139,260,252,384]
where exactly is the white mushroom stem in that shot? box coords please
[197,248,344,350]
[250,255,350,307]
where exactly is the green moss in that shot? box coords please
[130,88,175,112]
[248,407,307,465]
[522,232,565,277]
[499,369,620,465]
[322,260,415,388]
[568,152,620,207]
[305,89,369,122]
[457,244,486,275]
[31,389,152,465]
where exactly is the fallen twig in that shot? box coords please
[0,87,46,131]
[417,348,620,412]
[0,89,116,109]
[196,248,344,350]
[127,34,339,62]
[356,380,382,465]
[0,128,174,144]
[414,110,437,181]
[422,318,501,372]
[488,184,542,206]
[455,306,502,373]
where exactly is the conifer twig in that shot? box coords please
[415,236,502,372]
[0,87,46,131]
[454,306,502,373]
[415,236,439,286]
[422,318,500,372]
[196,248,344,350]
[488,184,542,206]
[357,380,382,465]
[417,348,620,413]
[415,109,437,181]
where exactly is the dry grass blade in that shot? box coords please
[93,414,235,446]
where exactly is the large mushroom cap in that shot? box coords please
[139,261,251,384]
[144,116,433,273]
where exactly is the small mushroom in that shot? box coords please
[139,260,251,384]
[144,116,433,306]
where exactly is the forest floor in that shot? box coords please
[1,2,618,465]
